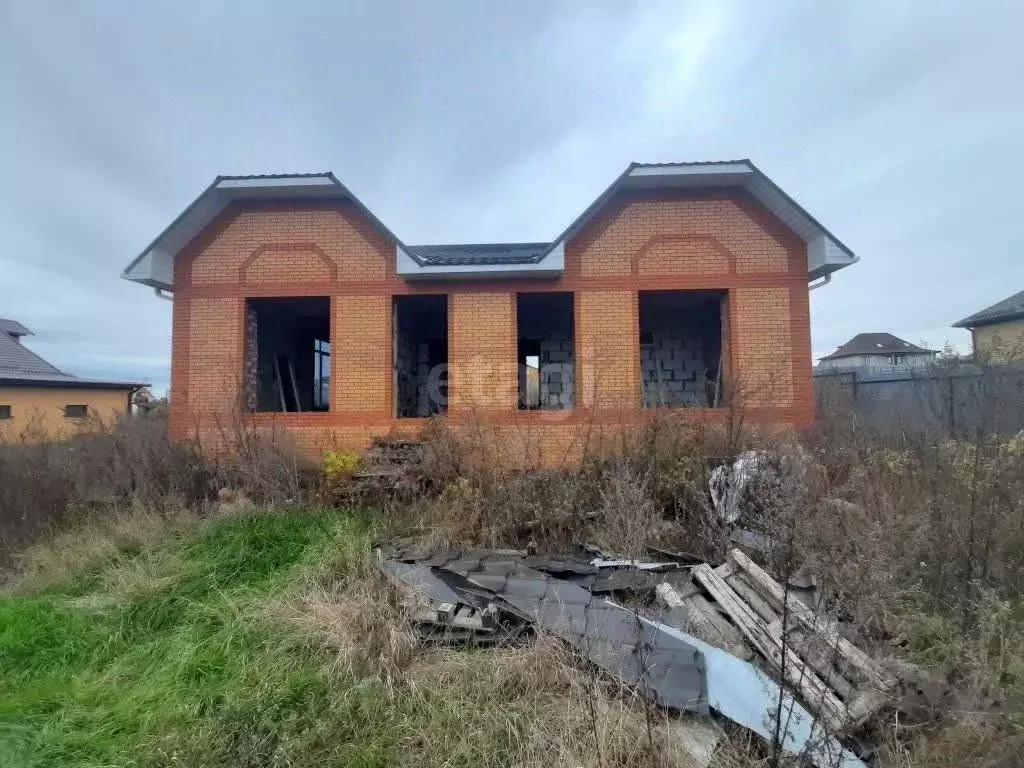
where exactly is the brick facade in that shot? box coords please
[168,190,814,462]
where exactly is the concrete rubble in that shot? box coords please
[374,542,921,768]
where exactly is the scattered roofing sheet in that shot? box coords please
[438,555,709,715]
[639,615,865,768]
[377,560,466,606]
[820,332,936,360]
[378,547,885,766]
[953,289,1024,328]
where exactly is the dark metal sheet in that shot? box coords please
[376,560,465,605]
[446,559,709,714]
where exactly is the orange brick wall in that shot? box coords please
[449,293,518,410]
[333,295,390,413]
[731,287,794,407]
[576,290,639,408]
[168,190,814,459]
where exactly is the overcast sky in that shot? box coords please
[2,1,1022,393]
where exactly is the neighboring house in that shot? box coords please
[0,318,145,440]
[121,160,857,460]
[953,290,1024,362]
[817,333,938,371]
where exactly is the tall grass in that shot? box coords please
[1,509,720,768]
[2,402,1023,766]
[0,414,323,571]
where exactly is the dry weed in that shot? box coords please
[290,579,419,684]
[6,505,199,593]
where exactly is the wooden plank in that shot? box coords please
[728,549,898,696]
[675,593,753,661]
[664,563,734,603]
[789,628,856,701]
[656,582,686,608]
[726,572,779,624]
[693,563,849,732]
[663,575,753,660]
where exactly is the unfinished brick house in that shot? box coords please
[122,160,856,461]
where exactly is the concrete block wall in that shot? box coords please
[395,338,437,417]
[539,334,574,409]
[640,335,710,407]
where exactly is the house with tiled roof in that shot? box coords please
[953,290,1024,362]
[818,333,938,371]
[122,160,858,462]
[0,318,145,440]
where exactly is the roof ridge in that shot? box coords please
[215,172,334,180]
[630,159,752,168]
[408,241,551,249]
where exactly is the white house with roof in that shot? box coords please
[817,333,937,371]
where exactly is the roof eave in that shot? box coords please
[0,377,148,390]
[953,312,1024,329]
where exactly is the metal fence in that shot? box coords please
[814,364,1024,437]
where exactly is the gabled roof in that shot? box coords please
[820,333,937,360]
[122,173,407,289]
[0,320,146,389]
[123,160,857,288]
[953,289,1024,328]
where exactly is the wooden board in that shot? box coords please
[728,549,898,696]
[693,563,849,731]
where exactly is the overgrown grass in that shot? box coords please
[0,511,380,767]
[1,509,701,768]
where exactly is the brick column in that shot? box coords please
[449,293,517,412]
[730,287,794,409]
[576,290,640,408]
[333,295,391,413]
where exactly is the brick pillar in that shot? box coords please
[449,293,517,412]
[730,287,794,409]
[333,295,391,413]
[576,290,640,408]
[185,296,244,418]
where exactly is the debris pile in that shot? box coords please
[376,542,914,768]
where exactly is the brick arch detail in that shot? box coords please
[239,242,338,284]
[630,234,737,276]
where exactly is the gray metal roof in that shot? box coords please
[406,242,549,266]
[0,318,32,337]
[953,289,1024,328]
[0,321,145,389]
[821,333,937,360]
[124,160,858,287]
[0,325,66,378]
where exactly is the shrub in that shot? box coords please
[0,414,324,572]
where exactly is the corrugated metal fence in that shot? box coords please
[814,364,1024,437]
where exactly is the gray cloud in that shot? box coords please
[2,0,1022,392]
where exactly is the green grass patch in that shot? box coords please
[0,510,390,768]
